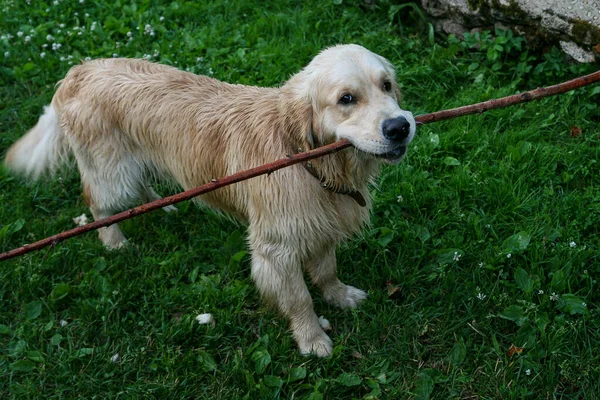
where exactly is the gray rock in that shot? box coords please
[419,0,600,62]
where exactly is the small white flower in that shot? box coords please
[40,52,46,58]
[112,53,118,57]
[318,316,332,331]
[85,13,90,17]
[53,0,59,5]
[59,319,68,327]
[195,313,215,325]
[79,0,84,3]
[46,34,54,41]
[396,195,403,203]
[159,16,165,22]
[78,31,83,36]
[453,252,461,262]
[84,56,91,61]
[507,253,512,259]
[59,23,65,28]
[74,12,79,16]
[478,262,484,267]
[476,292,487,301]
[110,353,120,363]
[127,31,132,37]
[525,368,531,376]
[143,53,151,60]
[73,213,88,226]
[42,43,48,48]
[485,224,491,228]
[3,51,9,57]
[583,270,588,274]
[569,241,576,248]
[550,292,559,301]
[52,43,62,50]
[538,290,544,295]
[60,56,66,61]
[17,31,24,37]
[24,35,31,43]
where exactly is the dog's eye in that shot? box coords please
[339,93,355,105]
[383,81,392,92]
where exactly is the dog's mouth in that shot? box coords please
[374,145,406,162]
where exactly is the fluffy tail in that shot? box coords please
[4,104,68,180]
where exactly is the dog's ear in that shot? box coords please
[279,76,315,152]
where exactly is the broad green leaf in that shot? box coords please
[377,227,394,248]
[515,267,534,294]
[9,340,27,357]
[10,360,36,372]
[51,283,71,301]
[502,231,531,253]
[414,371,434,400]
[536,312,551,331]
[287,367,306,382]
[499,305,527,326]
[449,341,466,365]
[0,324,10,334]
[561,294,587,315]
[550,270,567,292]
[27,351,45,363]
[263,375,283,388]
[337,372,361,387]
[23,301,42,320]
[50,334,63,346]
[443,156,461,166]
[252,349,271,374]
[412,225,431,243]
[428,133,440,148]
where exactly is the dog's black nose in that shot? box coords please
[382,116,411,142]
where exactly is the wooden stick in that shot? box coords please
[1,69,599,262]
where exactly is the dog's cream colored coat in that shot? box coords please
[5,44,415,356]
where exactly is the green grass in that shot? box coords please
[1,0,600,398]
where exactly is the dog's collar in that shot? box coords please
[301,159,367,207]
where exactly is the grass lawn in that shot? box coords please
[1,0,600,398]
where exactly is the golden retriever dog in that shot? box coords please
[4,44,415,356]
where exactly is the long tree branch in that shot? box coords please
[1,69,599,262]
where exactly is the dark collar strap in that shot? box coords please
[301,161,366,207]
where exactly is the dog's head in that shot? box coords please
[282,44,415,164]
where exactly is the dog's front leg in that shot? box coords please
[306,246,367,310]
[250,242,332,357]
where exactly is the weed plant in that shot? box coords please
[1,0,599,398]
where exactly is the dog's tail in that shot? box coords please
[4,104,69,180]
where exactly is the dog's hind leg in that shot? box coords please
[306,246,367,310]
[140,186,178,213]
[249,236,333,357]
[72,144,141,249]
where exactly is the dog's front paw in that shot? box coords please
[296,329,333,357]
[325,284,367,310]
[343,285,367,308]
[162,204,178,213]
